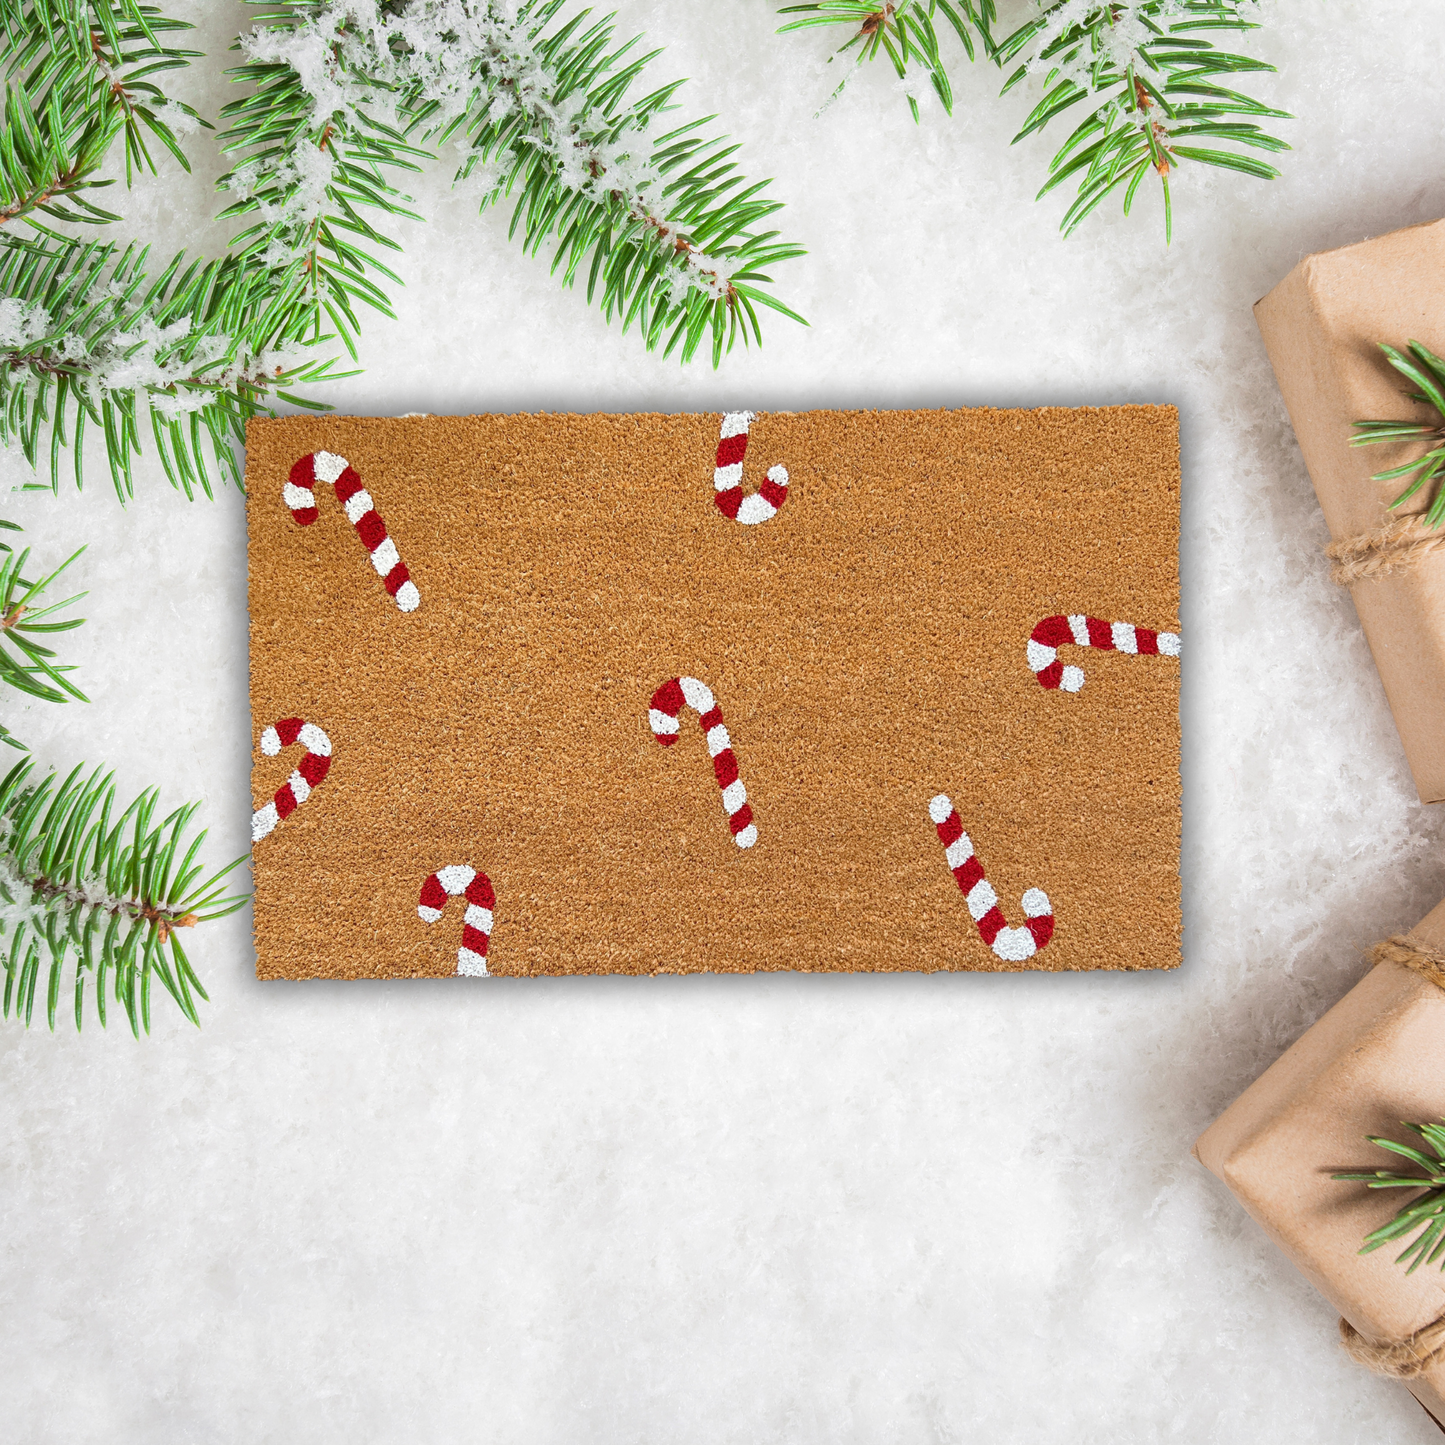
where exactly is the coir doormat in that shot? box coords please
[247,407,1181,979]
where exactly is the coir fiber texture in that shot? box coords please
[247,407,1181,978]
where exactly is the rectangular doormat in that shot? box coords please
[247,407,1181,979]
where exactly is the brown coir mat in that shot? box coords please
[247,407,1181,979]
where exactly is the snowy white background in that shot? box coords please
[2,1,1444,1439]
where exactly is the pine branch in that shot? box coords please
[0,231,352,500]
[0,517,86,709]
[0,1,806,498]
[0,2,340,500]
[995,1,1290,241]
[0,0,208,228]
[1335,1123,1445,1274]
[1351,342,1445,530]
[216,10,428,364]
[225,1,807,368]
[779,0,1288,239]
[0,755,246,1033]
[777,0,993,120]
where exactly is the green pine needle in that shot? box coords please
[997,1,1290,240]
[1335,1123,1445,1275]
[0,755,247,1034]
[0,518,86,705]
[0,0,208,229]
[1351,341,1445,530]
[777,1,994,121]
[778,0,1289,239]
[222,0,808,372]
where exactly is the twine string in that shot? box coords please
[1340,1315,1445,1381]
[1335,933,1445,1379]
[1327,515,1445,585]
[1369,932,1445,988]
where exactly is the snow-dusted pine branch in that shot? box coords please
[223,1,805,366]
[778,0,1289,240]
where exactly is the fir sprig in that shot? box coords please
[779,0,1290,239]
[996,0,1290,241]
[215,7,429,366]
[0,756,247,1033]
[1334,1124,1445,1274]
[0,0,207,227]
[1351,342,1445,530]
[0,231,348,500]
[0,0,343,501]
[444,5,808,365]
[0,518,86,710]
[223,1,807,370]
[777,0,993,121]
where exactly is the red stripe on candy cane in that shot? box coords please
[252,717,332,843]
[927,795,1054,962]
[713,412,788,526]
[418,864,495,976]
[1027,613,1180,693]
[648,675,757,848]
[285,451,420,612]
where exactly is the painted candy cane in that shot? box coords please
[252,717,331,843]
[927,794,1054,963]
[648,676,757,848]
[285,450,420,612]
[418,865,495,976]
[1027,614,1180,693]
[713,411,788,525]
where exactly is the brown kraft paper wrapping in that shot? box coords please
[1194,898,1445,1424]
[247,407,1181,979]
[1255,218,1445,805]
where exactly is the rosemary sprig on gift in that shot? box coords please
[1334,1123,1445,1273]
[1351,342,1445,530]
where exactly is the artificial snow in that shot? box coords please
[1,1,1444,1441]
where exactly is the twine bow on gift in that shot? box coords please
[1327,515,1445,585]
[1334,932,1445,1381]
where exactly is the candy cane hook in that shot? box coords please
[1027,614,1180,692]
[648,676,757,848]
[285,450,420,612]
[927,795,1054,962]
[252,717,331,843]
[418,865,495,976]
[713,412,788,525]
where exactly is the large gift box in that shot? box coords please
[1255,219,1445,804]
[1195,898,1445,1424]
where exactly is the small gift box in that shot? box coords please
[1255,219,1445,805]
[1195,898,1445,1424]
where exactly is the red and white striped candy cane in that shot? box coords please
[285,450,420,612]
[252,717,331,843]
[417,864,495,976]
[713,411,788,525]
[927,794,1054,962]
[1027,614,1180,693]
[648,675,757,848]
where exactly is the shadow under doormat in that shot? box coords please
[247,407,1181,979]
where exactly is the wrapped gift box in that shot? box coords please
[1256,219,1445,804]
[1195,898,1445,1423]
